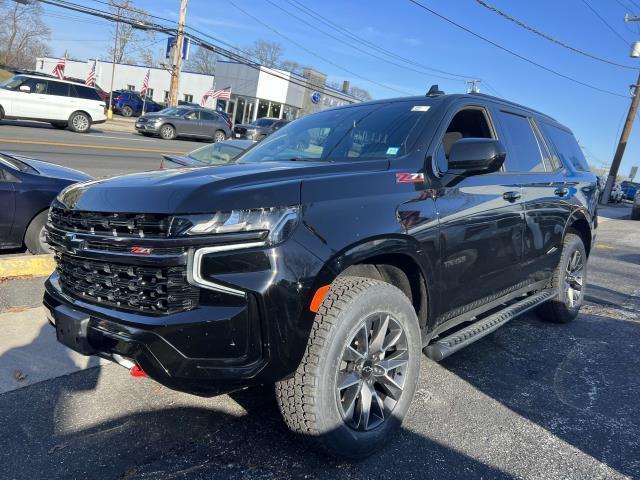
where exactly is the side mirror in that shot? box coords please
[448,138,506,175]
[19,85,31,93]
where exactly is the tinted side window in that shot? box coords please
[48,81,69,97]
[75,85,101,101]
[24,78,48,94]
[498,111,546,172]
[540,122,590,172]
[200,111,216,121]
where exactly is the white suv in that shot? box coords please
[0,74,106,133]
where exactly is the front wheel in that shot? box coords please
[24,210,51,255]
[121,105,134,117]
[159,124,176,140]
[537,232,587,323]
[68,112,91,133]
[276,276,421,458]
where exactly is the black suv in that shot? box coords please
[44,92,597,458]
[233,117,289,141]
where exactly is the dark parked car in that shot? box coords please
[161,139,254,168]
[621,180,640,200]
[0,152,91,254]
[111,90,163,117]
[632,191,640,220]
[45,92,597,458]
[233,117,289,141]
[135,106,231,141]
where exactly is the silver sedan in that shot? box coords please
[135,106,232,142]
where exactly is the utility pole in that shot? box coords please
[107,3,122,120]
[168,0,188,107]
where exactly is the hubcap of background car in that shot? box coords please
[565,250,584,308]
[161,126,173,139]
[72,115,88,131]
[38,226,51,252]
[214,132,225,142]
[335,313,409,432]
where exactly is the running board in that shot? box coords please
[424,290,557,362]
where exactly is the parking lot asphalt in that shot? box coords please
[0,208,638,479]
[0,120,205,177]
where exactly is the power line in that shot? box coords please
[284,0,473,81]
[475,0,637,70]
[227,0,415,95]
[580,0,631,47]
[406,0,629,99]
[264,0,463,83]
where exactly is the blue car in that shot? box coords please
[0,152,92,253]
[111,90,163,117]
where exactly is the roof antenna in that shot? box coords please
[426,84,444,96]
[466,79,481,94]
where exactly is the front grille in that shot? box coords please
[233,127,247,135]
[56,253,199,315]
[47,228,185,255]
[50,206,171,238]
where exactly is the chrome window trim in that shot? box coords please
[190,241,266,297]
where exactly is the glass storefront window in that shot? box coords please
[257,99,269,118]
[283,105,299,121]
[269,102,281,118]
[235,96,246,124]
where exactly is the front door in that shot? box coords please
[431,104,526,323]
[181,110,203,136]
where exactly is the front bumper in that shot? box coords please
[44,273,265,395]
[135,122,160,133]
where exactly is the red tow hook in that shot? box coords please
[129,364,147,377]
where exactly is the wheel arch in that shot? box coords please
[564,210,593,257]
[310,236,435,340]
[69,110,93,121]
[22,206,49,244]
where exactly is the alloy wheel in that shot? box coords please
[565,249,584,308]
[214,131,225,143]
[38,226,51,253]
[72,114,89,132]
[335,312,409,431]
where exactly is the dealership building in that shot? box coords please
[34,57,358,123]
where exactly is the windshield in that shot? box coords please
[238,101,430,164]
[187,143,244,165]
[249,118,276,127]
[0,75,26,91]
[158,107,191,116]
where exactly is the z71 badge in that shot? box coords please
[396,173,425,183]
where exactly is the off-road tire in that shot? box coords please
[24,210,51,255]
[68,112,91,133]
[537,232,586,323]
[275,276,421,459]
[159,124,176,140]
[121,105,134,117]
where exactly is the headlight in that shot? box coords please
[172,206,299,245]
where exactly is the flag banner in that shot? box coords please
[200,86,231,106]
[85,60,96,86]
[52,56,66,79]
[140,69,150,97]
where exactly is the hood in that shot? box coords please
[10,155,92,182]
[57,159,388,214]
[161,154,203,168]
[234,123,259,130]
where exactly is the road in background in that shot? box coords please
[0,213,638,479]
[0,121,204,177]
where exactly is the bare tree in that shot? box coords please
[107,0,155,65]
[184,47,217,75]
[245,40,283,68]
[281,59,304,74]
[329,81,372,101]
[0,0,51,69]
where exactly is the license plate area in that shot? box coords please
[54,305,95,355]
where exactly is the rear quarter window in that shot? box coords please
[539,122,590,172]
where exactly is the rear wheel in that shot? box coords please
[213,130,226,143]
[121,105,134,117]
[275,276,421,458]
[537,232,587,323]
[68,112,91,133]
[24,210,51,255]
[159,124,176,140]
[50,122,67,129]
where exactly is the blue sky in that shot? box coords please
[42,0,640,177]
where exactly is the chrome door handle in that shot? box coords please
[503,191,521,202]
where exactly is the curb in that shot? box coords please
[0,255,55,280]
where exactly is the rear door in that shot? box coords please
[493,110,570,284]
[433,102,527,319]
[45,80,72,120]
[0,165,16,245]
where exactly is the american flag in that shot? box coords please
[85,60,96,86]
[140,69,150,97]
[200,86,231,106]
[52,55,66,79]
